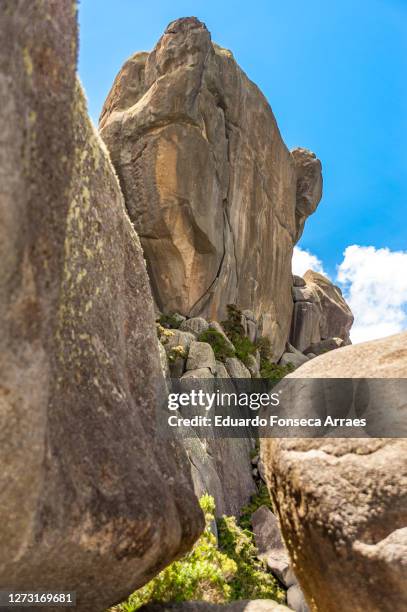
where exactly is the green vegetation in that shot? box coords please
[167,345,187,363]
[259,360,294,381]
[110,494,285,611]
[221,304,295,380]
[197,329,235,362]
[221,304,246,338]
[233,335,258,366]
[158,313,182,329]
[110,495,235,610]
[255,336,273,361]
[221,305,257,366]
[158,304,295,380]
[218,514,284,603]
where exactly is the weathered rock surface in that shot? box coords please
[182,367,214,380]
[286,585,310,612]
[0,4,203,611]
[186,341,216,373]
[290,270,353,352]
[262,332,407,612]
[293,275,306,287]
[158,341,171,379]
[215,360,230,378]
[278,342,309,369]
[251,506,309,612]
[246,354,261,378]
[209,320,236,354]
[292,330,407,378]
[180,316,209,336]
[291,149,323,243]
[158,319,257,517]
[225,357,251,379]
[303,336,343,355]
[100,17,322,360]
[304,270,353,342]
[162,329,196,353]
[279,352,308,369]
[183,429,256,517]
[251,506,291,584]
[289,301,321,353]
[140,600,291,612]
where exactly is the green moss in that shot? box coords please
[198,329,235,362]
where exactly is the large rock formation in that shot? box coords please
[0,3,203,611]
[158,320,257,516]
[290,270,353,352]
[100,17,322,359]
[262,332,407,612]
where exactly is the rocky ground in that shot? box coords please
[0,5,405,612]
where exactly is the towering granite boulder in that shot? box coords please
[262,332,407,612]
[290,270,353,352]
[292,149,323,243]
[0,3,202,611]
[100,17,322,359]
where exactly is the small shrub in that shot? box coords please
[217,514,285,603]
[158,313,183,329]
[259,360,294,381]
[255,336,273,361]
[110,494,286,612]
[222,307,274,364]
[221,304,245,338]
[232,335,257,366]
[198,329,235,362]
[156,323,175,343]
[111,495,237,611]
[168,345,187,363]
[221,305,257,366]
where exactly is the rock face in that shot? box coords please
[0,4,203,611]
[262,332,407,612]
[251,506,291,584]
[158,319,257,516]
[290,270,353,352]
[185,433,257,517]
[291,149,323,243]
[251,506,309,612]
[100,17,322,360]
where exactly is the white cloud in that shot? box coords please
[292,246,328,278]
[292,244,407,344]
[337,245,407,344]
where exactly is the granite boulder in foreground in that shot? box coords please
[0,3,203,611]
[262,332,407,612]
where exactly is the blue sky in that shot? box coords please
[78,0,407,342]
